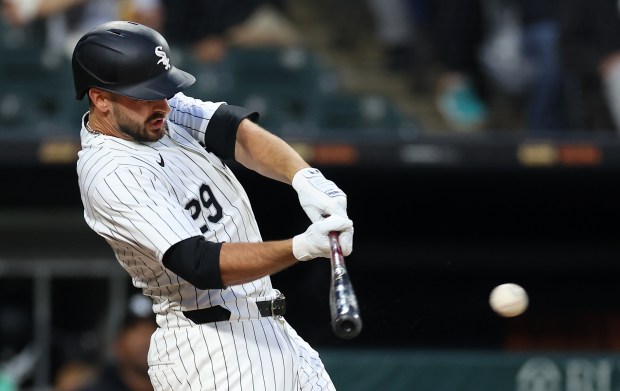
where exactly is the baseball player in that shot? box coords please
[72,21,353,391]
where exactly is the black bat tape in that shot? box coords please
[328,232,362,339]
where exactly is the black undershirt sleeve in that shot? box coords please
[204,104,259,159]
[162,236,225,289]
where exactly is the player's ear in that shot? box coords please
[88,88,111,112]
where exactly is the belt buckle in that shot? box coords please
[271,293,285,317]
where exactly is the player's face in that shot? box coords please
[110,95,170,142]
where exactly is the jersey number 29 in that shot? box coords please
[184,183,223,233]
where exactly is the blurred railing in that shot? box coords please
[0,258,128,390]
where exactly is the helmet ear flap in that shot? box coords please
[71,21,195,101]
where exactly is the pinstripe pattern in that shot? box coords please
[77,93,335,390]
[148,318,335,391]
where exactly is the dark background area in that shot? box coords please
[3,160,620,352]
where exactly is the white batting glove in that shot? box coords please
[293,215,354,261]
[292,167,347,223]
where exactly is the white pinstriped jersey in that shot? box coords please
[77,93,277,329]
[77,93,336,390]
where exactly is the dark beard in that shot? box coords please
[118,114,166,142]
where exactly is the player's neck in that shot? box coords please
[87,113,134,141]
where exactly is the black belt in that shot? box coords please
[183,295,286,325]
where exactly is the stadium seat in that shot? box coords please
[176,46,422,140]
[223,46,330,94]
[175,45,342,137]
[0,18,46,54]
[0,51,77,136]
[308,92,421,140]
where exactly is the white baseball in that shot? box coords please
[489,283,528,317]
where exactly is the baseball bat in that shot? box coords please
[328,231,362,339]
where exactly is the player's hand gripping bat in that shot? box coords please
[328,231,362,339]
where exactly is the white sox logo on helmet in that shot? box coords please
[155,46,170,70]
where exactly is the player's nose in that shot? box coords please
[151,98,171,114]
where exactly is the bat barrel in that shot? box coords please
[329,263,362,339]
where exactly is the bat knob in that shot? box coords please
[333,315,363,340]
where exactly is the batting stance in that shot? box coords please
[72,21,353,391]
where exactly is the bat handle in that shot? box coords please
[328,231,344,263]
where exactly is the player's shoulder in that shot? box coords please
[77,137,162,189]
[168,92,227,119]
[78,136,151,167]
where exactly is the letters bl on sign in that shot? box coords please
[516,357,615,391]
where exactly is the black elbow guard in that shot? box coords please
[163,236,224,289]
[205,105,259,159]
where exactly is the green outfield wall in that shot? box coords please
[320,349,620,391]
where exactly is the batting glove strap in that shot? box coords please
[292,167,347,223]
[293,215,353,261]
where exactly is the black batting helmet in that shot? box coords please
[71,20,195,101]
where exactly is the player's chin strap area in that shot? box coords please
[183,294,286,324]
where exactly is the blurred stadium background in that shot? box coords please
[3,0,620,390]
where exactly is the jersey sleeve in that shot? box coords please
[86,165,202,263]
[167,92,225,145]
[167,92,258,159]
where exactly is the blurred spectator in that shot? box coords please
[53,361,99,391]
[2,0,83,27]
[557,0,620,133]
[432,0,566,133]
[480,0,566,134]
[396,0,566,134]
[0,304,31,364]
[365,0,417,72]
[226,2,302,48]
[161,0,301,64]
[0,343,40,391]
[76,295,157,391]
[1,0,162,62]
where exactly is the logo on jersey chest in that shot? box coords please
[155,46,171,70]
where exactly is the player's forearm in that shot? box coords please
[163,215,351,289]
[163,236,298,289]
[219,240,298,286]
[235,119,309,184]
